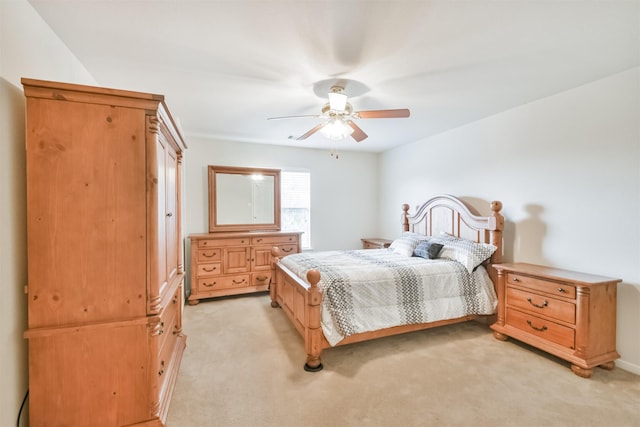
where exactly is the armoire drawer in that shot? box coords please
[156,285,181,384]
[506,287,575,324]
[506,308,575,349]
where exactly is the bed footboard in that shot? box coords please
[270,248,326,371]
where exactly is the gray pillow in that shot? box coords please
[413,241,444,259]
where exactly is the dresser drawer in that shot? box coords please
[197,248,221,262]
[251,272,272,287]
[278,244,298,255]
[197,274,250,292]
[506,287,576,324]
[506,308,575,349]
[196,263,222,277]
[506,273,576,299]
[251,235,298,245]
[198,237,249,248]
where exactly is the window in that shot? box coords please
[281,171,311,249]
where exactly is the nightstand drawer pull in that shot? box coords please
[526,320,548,332]
[527,297,548,309]
[512,277,520,282]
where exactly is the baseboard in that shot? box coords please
[616,359,640,375]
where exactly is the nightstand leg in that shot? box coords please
[571,365,593,378]
[493,331,509,341]
[599,361,615,370]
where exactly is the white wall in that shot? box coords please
[0,1,96,425]
[378,68,640,374]
[183,138,380,250]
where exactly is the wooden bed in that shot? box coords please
[269,194,504,371]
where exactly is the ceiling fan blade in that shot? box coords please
[267,114,321,120]
[355,109,410,119]
[296,122,327,140]
[346,120,368,142]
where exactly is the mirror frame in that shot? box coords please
[208,165,281,232]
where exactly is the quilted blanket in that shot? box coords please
[279,249,498,346]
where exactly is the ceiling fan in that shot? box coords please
[267,86,410,142]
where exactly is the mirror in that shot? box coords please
[208,165,281,232]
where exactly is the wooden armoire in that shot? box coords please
[22,78,187,427]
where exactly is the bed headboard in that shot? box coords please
[401,194,504,265]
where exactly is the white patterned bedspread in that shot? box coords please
[279,249,498,346]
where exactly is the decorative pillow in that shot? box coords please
[389,232,429,257]
[430,234,497,273]
[413,241,444,259]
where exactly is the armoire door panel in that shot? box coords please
[26,99,147,328]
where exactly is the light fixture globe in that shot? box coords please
[320,118,353,140]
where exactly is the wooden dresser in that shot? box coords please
[490,263,621,378]
[188,231,302,304]
[23,78,187,426]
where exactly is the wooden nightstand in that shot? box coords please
[490,263,621,378]
[361,238,393,249]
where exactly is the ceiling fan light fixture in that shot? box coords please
[328,91,347,111]
[320,118,353,140]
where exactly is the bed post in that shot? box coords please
[304,269,324,372]
[402,204,410,232]
[489,201,504,264]
[270,247,282,308]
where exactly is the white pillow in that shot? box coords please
[430,234,497,273]
[389,232,430,257]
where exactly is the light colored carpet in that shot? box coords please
[166,293,640,427]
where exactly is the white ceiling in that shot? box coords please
[28,0,639,153]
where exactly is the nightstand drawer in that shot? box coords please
[507,273,576,299]
[507,308,575,349]
[507,287,575,324]
[361,238,392,249]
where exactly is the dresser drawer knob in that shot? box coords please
[557,287,566,293]
[526,320,548,332]
[512,277,520,282]
[527,298,548,309]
